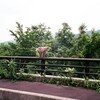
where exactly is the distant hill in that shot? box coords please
[96,29,100,32]
[74,29,100,38]
[1,40,15,44]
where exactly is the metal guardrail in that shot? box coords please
[0,56,100,78]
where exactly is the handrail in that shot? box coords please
[0,56,100,78]
[0,56,100,62]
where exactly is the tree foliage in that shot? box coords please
[0,22,100,58]
[84,31,100,58]
[9,22,53,56]
[55,23,75,57]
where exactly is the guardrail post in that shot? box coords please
[40,59,45,75]
[85,61,89,77]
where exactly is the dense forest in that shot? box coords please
[0,22,100,58]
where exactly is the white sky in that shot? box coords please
[0,0,100,42]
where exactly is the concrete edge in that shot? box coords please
[0,88,78,100]
[18,73,100,82]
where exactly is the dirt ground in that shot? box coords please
[0,79,100,100]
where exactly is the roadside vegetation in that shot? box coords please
[0,22,100,92]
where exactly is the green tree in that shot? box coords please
[0,43,12,56]
[55,23,74,57]
[84,31,100,58]
[72,24,91,58]
[79,23,87,34]
[9,22,53,56]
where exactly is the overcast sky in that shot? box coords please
[0,0,100,42]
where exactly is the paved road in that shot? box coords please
[0,79,100,100]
